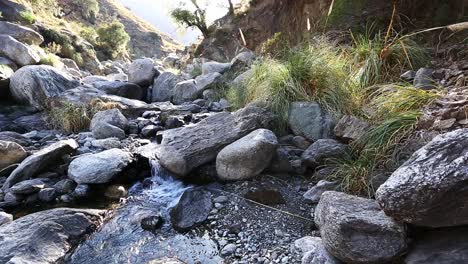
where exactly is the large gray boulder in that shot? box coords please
[172,79,198,105]
[0,21,44,45]
[2,139,78,190]
[10,178,45,195]
[295,237,342,264]
[159,106,273,177]
[68,148,133,184]
[151,72,182,102]
[404,227,468,264]
[376,129,468,227]
[315,191,407,264]
[301,139,348,169]
[195,72,223,94]
[0,35,40,66]
[170,188,212,232]
[288,102,334,141]
[128,58,159,86]
[334,115,370,143]
[92,81,144,101]
[90,109,129,140]
[216,129,278,181]
[9,65,79,110]
[0,208,104,264]
[202,61,231,75]
[0,140,27,171]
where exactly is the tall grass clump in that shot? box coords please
[350,31,428,87]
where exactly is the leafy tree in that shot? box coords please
[170,0,210,38]
[96,21,130,59]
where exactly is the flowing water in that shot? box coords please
[68,160,222,264]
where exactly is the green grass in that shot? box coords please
[40,53,61,67]
[20,11,36,24]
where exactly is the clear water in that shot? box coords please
[68,160,222,264]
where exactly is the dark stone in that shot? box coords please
[170,188,212,232]
[141,215,163,231]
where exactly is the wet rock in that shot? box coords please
[170,188,213,232]
[0,35,40,66]
[288,102,334,141]
[141,215,163,231]
[0,140,27,171]
[301,139,348,169]
[68,148,133,184]
[151,72,182,102]
[0,21,43,45]
[172,79,198,105]
[216,129,278,181]
[414,68,436,90]
[9,65,79,110]
[10,178,45,194]
[315,191,407,264]
[405,227,468,264]
[0,208,104,264]
[164,116,184,129]
[303,180,338,204]
[202,61,231,75]
[104,185,127,200]
[376,129,468,227]
[128,58,159,86]
[334,115,370,143]
[159,106,273,177]
[92,81,144,101]
[3,139,78,190]
[0,212,13,226]
[38,188,58,202]
[141,125,163,137]
[90,109,129,140]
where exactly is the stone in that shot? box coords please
[170,188,212,232]
[414,68,436,90]
[376,129,468,227]
[10,178,45,194]
[315,191,407,264]
[221,243,237,257]
[92,81,144,101]
[334,115,370,143]
[9,65,79,110]
[151,72,182,102]
[73,184,90,198]
[128,58,159,86]
[231,69,253,88]
[90,109,129,140]
[301,139,348,169]
[288,102,334,141]
[404,227,468,264]
[303,180,338,204]
[0,208,103,264]
[0,21,43,45]
[90,138,122,150]
[60,58,79,71]
[0,35,40,66]
[172,79,198,105]
[159,106,273,177]
[195,72,223,94]
[2,139,78,190]
[0,140,27,171]
[68,148,133,184]
[38,188,58,202]
[104,185,127,200]
[292,136,311,150]
[82,75,108,84]
[268,145,305,174]
[141,125,162,138]
[216,129,278,181]
[400,70,416,81]
[162,55,180,68]
[231,50,256,67]
[148,258,184,264]
[295,236,341,264]
[141,215,163,231]
[0,212,13,226]
[53,179,76,194]
[0,131,31,146]
[202,61,231,75]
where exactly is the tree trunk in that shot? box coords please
[227,0,235,16]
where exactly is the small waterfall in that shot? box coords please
[68,160,222,264]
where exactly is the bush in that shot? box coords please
[80,26,98,46]
[20,11,36,24]
[40,53,60,67]
[96,21,130,59]
[77,0,99,22]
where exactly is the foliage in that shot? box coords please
[259,32,289,58]
[46,99,121,133]
[19,11,36,24]
[170,0,210,37]
[80,27,98,46]
[189,64,202,77]
[96,21,130,59]
[40,53,60,67]
[76,0,99,22]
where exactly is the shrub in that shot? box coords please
[96,21,130,59]
[77,0,99,22]
[80,27,98,46]
[40,53,60,67]
[20,11,36,24]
